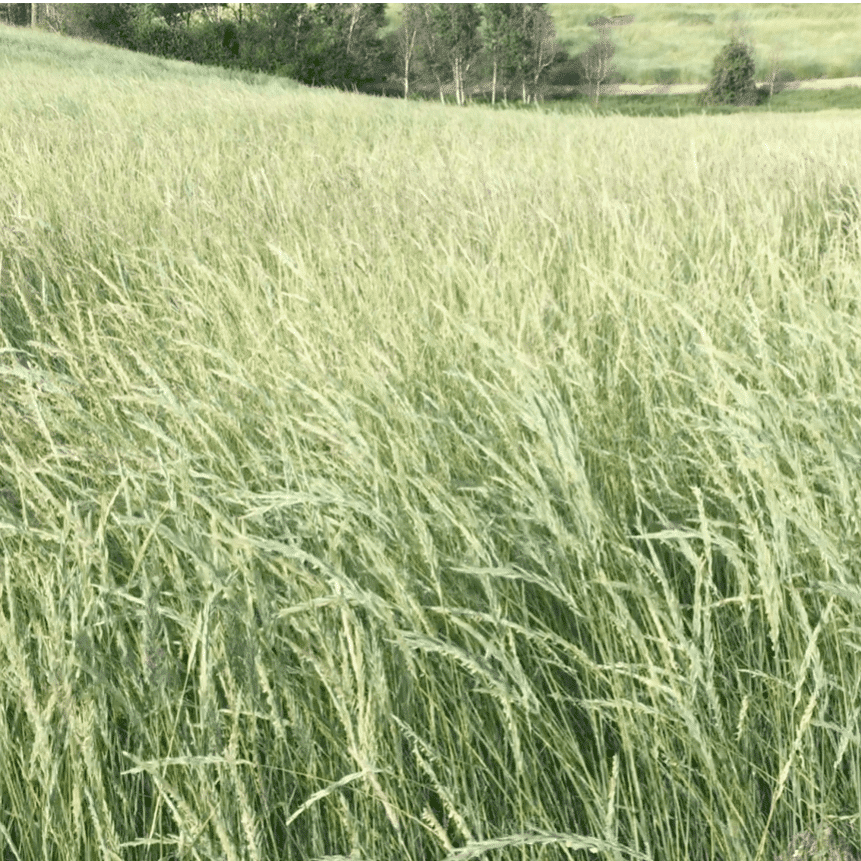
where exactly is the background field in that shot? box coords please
[547,3,861,83]
[385,3,861,84]
[2,22,861,861]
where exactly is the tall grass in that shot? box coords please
[2,26,861,861]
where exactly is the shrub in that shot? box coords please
[774,68,797,91]
[795,61,827,80]
[677,12,714,26]
[547,52,586,87]
[654,67,680,85]
[699,35,759,106]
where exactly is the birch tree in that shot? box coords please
[397,3,423,99]
[484,4,557,104]
[581,16,617,107]
[520,4,557,102]
[483,4,526,104]
[419,4,482,106]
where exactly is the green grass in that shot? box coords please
[546,3,861,84]
[2,22,861,861]
[477,86,861,118]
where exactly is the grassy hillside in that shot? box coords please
[2,23,861,861]
[387,3,861,84]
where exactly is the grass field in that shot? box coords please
[2,22,861,861]
[545,3,861,84]
[384,3,861,85]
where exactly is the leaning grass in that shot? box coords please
[2,24,861,861]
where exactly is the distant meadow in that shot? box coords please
[384,2,861,83]
[2,22,861,861]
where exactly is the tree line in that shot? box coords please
[396,4,559,104]
[3,3,619,104]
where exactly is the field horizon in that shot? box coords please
[2,22,861,861]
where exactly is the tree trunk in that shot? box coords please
[402,28,416,100]
[30,2,36,27]
[345,5,359,57]
[492,58,497,104]
[533,68,545,102]
[403,53,410,99]
[457,57,466,106]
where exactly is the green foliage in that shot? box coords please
[148,3,206,28]
[45,3,388,91]
[62,3,138,48]
[676,11,715,26]
[419,3,483,103]
[481,4,559,101]
[773,68,796,89]
[795,60,828,80]
[128,9,197,63]
[654,66,680,85]
[298,4,388,89]
[425,2,483,58]
[514,3,559,100]
[699,35,761,106]
[0,3,30,27]
[483,3,530,97]
[546,47,586,87]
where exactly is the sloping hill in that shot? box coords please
[0,19,301,89]
[2,23,861,861]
